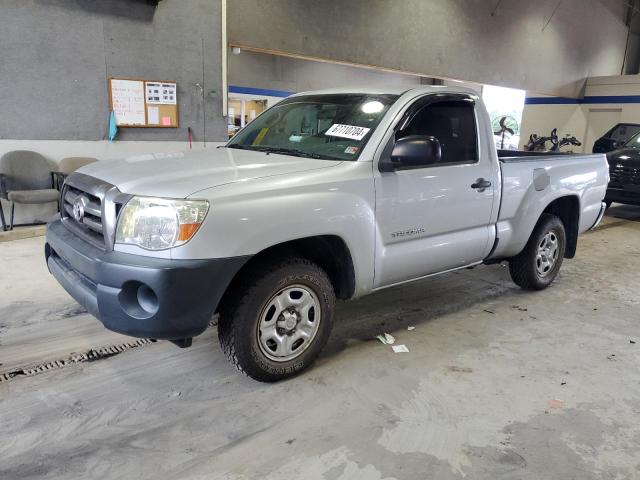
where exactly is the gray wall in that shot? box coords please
[0,0,227,142]
[229,51,422,93]
[229,0,629,98]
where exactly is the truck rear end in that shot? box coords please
[489,151,608,262]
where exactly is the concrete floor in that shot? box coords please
[1,206,640,479]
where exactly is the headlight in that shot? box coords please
[115,197,209,250]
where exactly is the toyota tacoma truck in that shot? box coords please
[45,86,609,382]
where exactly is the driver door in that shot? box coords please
[374,95,497,288]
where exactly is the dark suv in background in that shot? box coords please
[603,132,640,207]
[593,123,640,154]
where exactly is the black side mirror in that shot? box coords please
[382,135,441,171]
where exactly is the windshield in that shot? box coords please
[226,94,398,160]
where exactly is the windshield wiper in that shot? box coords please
[253,146,320,158]
[247,146,340,160]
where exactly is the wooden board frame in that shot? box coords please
[108,76,180,128]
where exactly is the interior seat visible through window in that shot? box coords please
[397,100,478,164]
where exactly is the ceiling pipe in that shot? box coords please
[222,0,228,118]
[621,0,638,74]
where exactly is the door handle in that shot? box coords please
[471,178,492,192]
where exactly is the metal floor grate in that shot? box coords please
[0,338,156,383]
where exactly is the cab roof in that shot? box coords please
[291,85,481,98]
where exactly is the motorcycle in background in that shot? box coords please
[557,134,581,152]
[524,128,581,152]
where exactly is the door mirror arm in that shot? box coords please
[379,156,396,173]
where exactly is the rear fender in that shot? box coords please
[489,156,607,260]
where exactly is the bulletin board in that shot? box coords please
[108,77,179,128]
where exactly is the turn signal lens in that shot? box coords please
[178,223,202,242]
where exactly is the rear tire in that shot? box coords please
[509,214,566,290]
[218,257,335,382]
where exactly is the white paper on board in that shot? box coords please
[147,106,160,125]
[145,82,163,104]
[160,83,177,105]
[111,79,145,126]
[146,81,177,105]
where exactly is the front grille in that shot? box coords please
[609,163,640,188]
[62,185,104,243]
[60,173,129,251]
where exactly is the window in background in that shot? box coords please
[482,85,526,150]
[227,97,269,138]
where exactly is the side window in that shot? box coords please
[397,100,478,164]
[608,125,626,141]
[610,124,640,142]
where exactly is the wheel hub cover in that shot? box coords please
[280,310,298,332]
[258,285,322,362]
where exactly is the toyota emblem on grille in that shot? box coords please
[72,195,88,223]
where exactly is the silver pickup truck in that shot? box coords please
[45,86,608,381]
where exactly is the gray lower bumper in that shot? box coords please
[45,218,249,340]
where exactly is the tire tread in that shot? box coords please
[218,256,334,382]
[508,213,566,290]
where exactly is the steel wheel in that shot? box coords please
[509,214,566,290]
[218,257,335,382]
[257,285,321,362]
[535,231,559,277]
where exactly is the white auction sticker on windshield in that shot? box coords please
[325,124,370,141]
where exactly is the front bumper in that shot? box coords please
[45,218,249,340]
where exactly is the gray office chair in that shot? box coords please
[53,156,98,190]
[0,151,60,231]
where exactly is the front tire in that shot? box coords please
[509,213,566,290]
[218,257,335,382]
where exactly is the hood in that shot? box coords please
[77,148,343,198]
[606,148,640,168]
